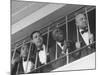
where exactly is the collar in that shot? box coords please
[36,44,45,52]
[57,42,61,46]
[79,29,84,32]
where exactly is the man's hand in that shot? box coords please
[30,63,35,71]
[11,59,16,65]
[89,33,94,44]
[63,41,71,51]
[64,41,74,48]
[75,41,81,49]
[63,41,74,54]
[11,57,21,64]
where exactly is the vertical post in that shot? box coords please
[85,7,91,34]
[75,12,80,47]
[76,25,80,43]
[55,24,59,60]
[34,52,38,69]
[46,27,50,56]
[25,42,32,73]
[55,42,58,60]
[85,7,91,44]
[11,45,17,64]
[66,16,69,64]
[16,40,25,75]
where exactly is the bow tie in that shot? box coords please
[81,27,88,34]
[23,57,27,61]
[61,42,64,46]
[23,57,31,61]
[36,48,43,53]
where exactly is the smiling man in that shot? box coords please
[30,31,51,72]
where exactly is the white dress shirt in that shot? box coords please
[57,41,68,55]
[38,44,47,64]
[57,42,64,50]
[80,29,90,45]
[22,58,33,73]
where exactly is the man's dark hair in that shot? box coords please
[30,31,40,40]
[52,28,63,37]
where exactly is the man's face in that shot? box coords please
[32,32,43,47]
[75,14,87,29]
[52,28,64,42]
[21,45,28,58]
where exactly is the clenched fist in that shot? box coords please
[75,41,81,49]
[89,33,94,44]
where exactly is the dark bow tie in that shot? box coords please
[23,57,27,61]
[36,48,43,53]
[61,42,64,46]
[81,27,88,34]
[22,57,31,61]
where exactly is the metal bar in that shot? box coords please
[76,24,80,42]
[25,42,32,73]
[16,40,25,75]
[11,45,17,64]
[85,7,91,34]
[55,42,58,60]
[34,52,38,69]
[55,24,59,60]
[46,27,50,56]
[29,41,95,73]
[85,7,92,45]
[16,62,20,75]
[65,16,69,64]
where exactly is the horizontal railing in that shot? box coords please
[22,41,96,74]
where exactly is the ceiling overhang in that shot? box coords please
[11,1,83,45]
[11,3,66,34]
[11,1,49,24]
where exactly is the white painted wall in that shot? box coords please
[53,52,95,71]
